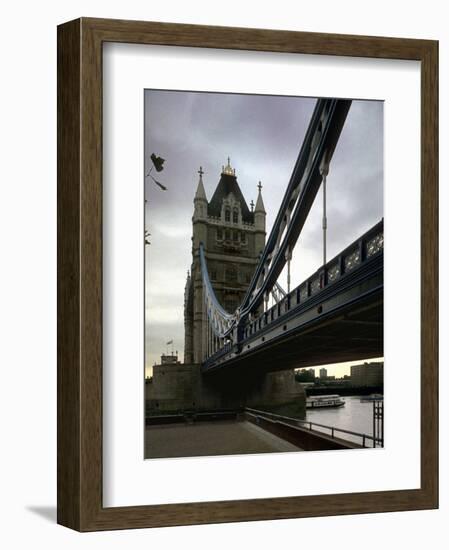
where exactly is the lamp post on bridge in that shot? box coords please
[320,156,330,265]
[285,246,292,294]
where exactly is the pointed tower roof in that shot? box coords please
[208,158,254,223]
[184,269,190,295]
[254,181,266,213]
[194,166,207,201]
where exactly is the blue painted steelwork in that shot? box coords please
[238,98,352,315]
[199,244,235,338]
[199,98,352,342]
[202,220,383,372]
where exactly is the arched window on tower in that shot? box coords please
[233,209,239,224]
[225,209,231,222]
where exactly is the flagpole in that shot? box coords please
[165,339,174,356]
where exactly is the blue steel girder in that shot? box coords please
[199,98,352,342]
[202,220,383,373]
[239,98,352,317]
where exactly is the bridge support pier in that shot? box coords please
[146,363,306,419]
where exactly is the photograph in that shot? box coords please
[143,89,384,459]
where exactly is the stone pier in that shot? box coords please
[145,362,306,418]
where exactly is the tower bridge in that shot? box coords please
[202,219,383,375]
[147,97,383,421]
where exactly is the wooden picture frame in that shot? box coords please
[57,17,438,531]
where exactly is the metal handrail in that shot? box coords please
[245,407,383,448]
[244,220,383,337]
[202,221,383,368]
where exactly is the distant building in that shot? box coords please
[319,368,328,379]
[160,353,181,365]
[350,361,384,386]
[296,368,315,383]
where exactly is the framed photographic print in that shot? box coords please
[57,17,438,531]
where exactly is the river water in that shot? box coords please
[305,395,383,447]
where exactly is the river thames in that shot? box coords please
[305,395,383,447]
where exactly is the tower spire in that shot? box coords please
[255,180,266,213]
[194,166,207,201]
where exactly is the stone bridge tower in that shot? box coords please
[184,159,266,364]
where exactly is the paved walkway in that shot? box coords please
[145,419,302,459]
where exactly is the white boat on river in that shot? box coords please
[306,394,345,409]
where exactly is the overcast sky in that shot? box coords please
[144,90,383,376]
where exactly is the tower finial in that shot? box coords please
[250,199,255,212]
[194,165,207,202]
[222,157,235,176]
[255,180,266,214]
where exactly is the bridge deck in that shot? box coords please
[145,419,302,459]
[203,221,383,374]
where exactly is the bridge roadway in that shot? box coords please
[202,220,383,375]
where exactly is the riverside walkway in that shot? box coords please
[145,419,302,459]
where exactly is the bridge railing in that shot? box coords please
[243,219,383,339]
[202,219,383,368]
[245,407,384,448]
